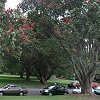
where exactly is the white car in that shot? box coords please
[72,87,81,94]
[94,86,100,95]
[72,87,94,94]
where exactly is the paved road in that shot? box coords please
[26,88,73,96]
[26,88,41,96]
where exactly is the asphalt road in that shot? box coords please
[26,88,73,96]
[26,88,41,96]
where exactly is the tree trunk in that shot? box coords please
[81,80,92,94]
[20,68,24,78]
[40,77,47,85]
[25,67,30,81]
[20,72,24,78]
[78,75,95,95]
[26,73,30,81]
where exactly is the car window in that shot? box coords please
[9,86,19,89]
[3,85,10,89]
[48,86,55,89]
[59,86,65,90]
[14,86,20,89]
[8,86,14,89]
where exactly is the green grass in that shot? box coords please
[0,95,100,100]
[0,74,41,88]
[0,74,71,88]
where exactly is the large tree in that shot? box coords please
[0,3,66,84]
[20,0,100,94]
[53,0,100,94]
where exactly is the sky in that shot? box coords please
[5,0,22,9]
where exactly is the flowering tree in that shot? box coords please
[0,7,36,77]
[0,1,65,83]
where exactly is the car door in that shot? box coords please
[53,86,60,95]
[58,86,65,95]
[49,86,58,95]
[10,86,20,95]
[5,86,20,95]
[3,86,13,95]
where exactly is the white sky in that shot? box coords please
[5,0,22,9]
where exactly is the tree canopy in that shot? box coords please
[0,0,100,94]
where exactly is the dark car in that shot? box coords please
[40,85,68,95]
[0,84,28,96]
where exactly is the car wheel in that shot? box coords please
[64,92,67,95]
[0,92,3,96]
[20,92,24,96]
[64,92,68,95]
[49,92,52,96]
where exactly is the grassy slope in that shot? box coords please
[0,74,71,88]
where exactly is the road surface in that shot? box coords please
[26,88,73,96]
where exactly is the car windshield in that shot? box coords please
[48,86,55,89]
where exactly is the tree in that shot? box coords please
[18,0,68,84]
[54,1,100,94]
[0,3,66,84]
[20,0,100,94]
[0,8,31,78]
[31,38,65,84]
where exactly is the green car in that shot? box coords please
[94,87,100,95]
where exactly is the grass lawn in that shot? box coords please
[0,74,71,88]
[0,95,100,100]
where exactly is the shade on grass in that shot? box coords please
[0,74,71,88]
[0,75,41,88]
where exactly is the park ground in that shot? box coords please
[0,74,100,100]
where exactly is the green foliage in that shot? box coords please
[0,0,99,89]
[20,0,100,93]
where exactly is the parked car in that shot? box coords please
[0,84,28,96]
[72,87,94,94]
[40,85,68,95]
[68,81,99,89]
[68,81,80,89]
[72,87,81,94]
[91,82,99,89]
[94,86,100,95]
